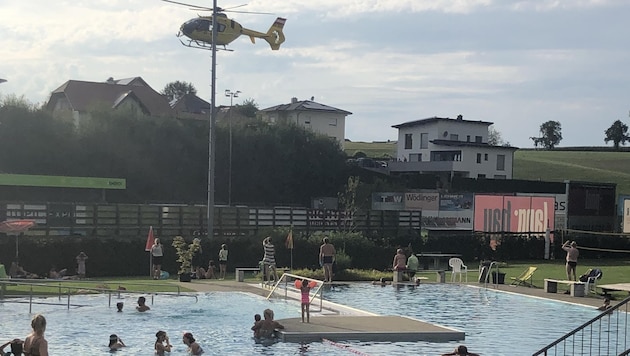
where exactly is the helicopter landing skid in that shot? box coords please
[179,39,232,52]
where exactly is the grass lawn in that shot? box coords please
[344,141,396,159]
[514,150,630,194]
[343,142,630,195]
[3,260,629,298]
[0,276,198,297]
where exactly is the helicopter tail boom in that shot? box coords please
[263,17,286,50]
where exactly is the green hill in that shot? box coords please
[344,141,396,159]
[513,150,630,195]
[344,142,630,194]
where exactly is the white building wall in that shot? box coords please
[287,111,346,147]
[394,119,514,178]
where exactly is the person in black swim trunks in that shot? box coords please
[319,237,336,283]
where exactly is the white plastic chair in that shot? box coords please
[449,257,468,283]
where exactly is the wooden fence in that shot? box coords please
[0,202,422,238]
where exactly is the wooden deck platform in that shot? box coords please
[277,315,464,343]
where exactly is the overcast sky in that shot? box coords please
[1,0,629,148]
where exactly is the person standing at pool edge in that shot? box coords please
[562,240,579,281]
[218,243,228,280]
[151,238,164,280]
[262,237,278,283]
[75,251,88,279]
[319,237,335,283]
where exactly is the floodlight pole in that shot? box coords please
[225,89,240,206]
[206,0,218,240]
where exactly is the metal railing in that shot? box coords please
[0,279,197,313]
[532,295,630,356]
[479,261,500,288]
[265,273,326,313]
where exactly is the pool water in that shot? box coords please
[0,285,604,355]
[322,283,603,355]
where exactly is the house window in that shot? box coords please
[467,135,471,142]
[497,154,505,171]
[475,136,482,143]
[420,133,428,149]
[478,174,486,179]
[405,134,413,149]
[304,120,311,126]
[476,153,481,163]
[329,118,337,126]
[484,154,488,161]
[450,134,459,141]
[409,153,422,162]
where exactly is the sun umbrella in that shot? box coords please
[0,220,36,262]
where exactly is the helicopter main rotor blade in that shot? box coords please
[161,0,212,11]
[225,9,274,14]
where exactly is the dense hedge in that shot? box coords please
[1,229,627,278]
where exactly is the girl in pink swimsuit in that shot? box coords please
[296,279,317,323]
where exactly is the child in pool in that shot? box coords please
[108,334,125,351]
[252,314,262,337]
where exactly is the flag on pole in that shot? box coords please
[285,228,293,249]
[145,226,155,251]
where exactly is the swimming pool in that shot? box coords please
[0,285,606,355]
[322,283,605,355]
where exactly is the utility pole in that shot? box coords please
[206,0,218,240]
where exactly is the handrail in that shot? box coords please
[0,279,197,312]
[532,294,630,355]
[265,273,325,312]
[479,261,499,288]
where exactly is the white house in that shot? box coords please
[389,115,518,180]
[257,98,352,148]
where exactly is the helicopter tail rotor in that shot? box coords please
[262,17,286,50]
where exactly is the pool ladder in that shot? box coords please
[480,261,500,288]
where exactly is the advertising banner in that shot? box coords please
[440,193,473,211]
[372,193,404,211]
[473,195,555,234]
[517,193,567,230]
[404,192,439,211]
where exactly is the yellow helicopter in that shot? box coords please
[162,0,286,50]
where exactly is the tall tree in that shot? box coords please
[539,121,562,149]
[161,81,197,102]
[234,98,259,118]
[488,125,504,146]
[604,119,630,150]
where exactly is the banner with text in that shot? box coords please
[404,192,440,211]
[473,195,555,234]
[371,193,405,211]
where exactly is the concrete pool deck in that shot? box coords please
[169,278,611,343]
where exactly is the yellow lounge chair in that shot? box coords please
[510,266,537,287]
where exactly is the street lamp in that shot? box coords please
[225,89,240,205]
